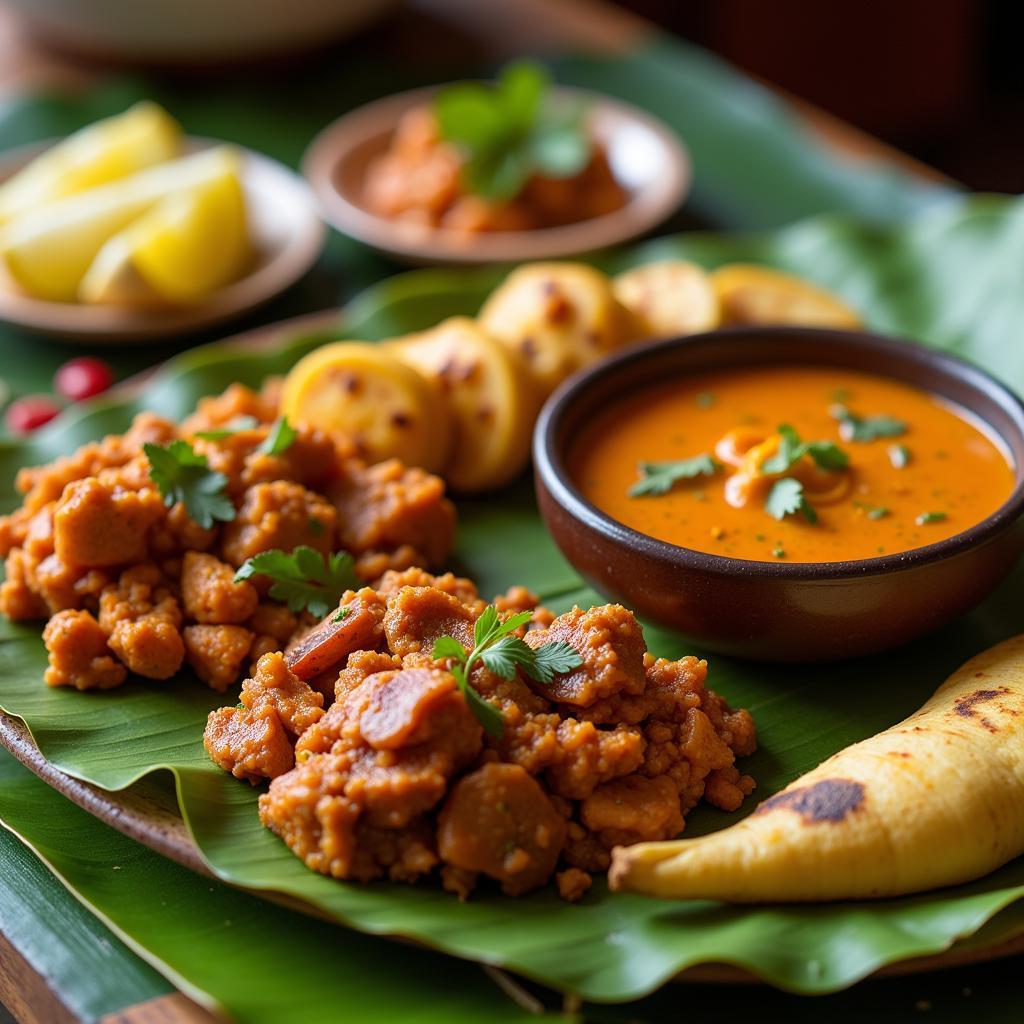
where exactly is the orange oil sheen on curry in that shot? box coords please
[570,365,1015,563]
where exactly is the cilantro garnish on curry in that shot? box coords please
[572,366,1014,562]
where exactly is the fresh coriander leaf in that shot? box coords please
[331,607,349,624]
[855,501,890,520]
[527,641,583,684]
[479,634,537,680]
[258,417,297,456]
[434,60,590,202]
[629,454,720,497]
[831,404,907,442]
[499,60,547,129]
[144,440,235,529]
[529,114,589,177]
[473,605,501,648]
[762,424,847,474]
[804,440,849,471]
[451,665,505,739]
[766,477,817,523]
[772,545,786,559]
[916,511,948,525]
[497,610,535,635]
[194,415,261,440]
[432,636,467,661]
[890,443,912,468]
[761,424,803,473]
[234,547,359,618]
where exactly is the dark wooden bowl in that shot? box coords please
[534,327,1024,662]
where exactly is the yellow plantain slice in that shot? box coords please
[711,263,861,329]
[478,262,638,398]
[613,259,720,338]
[281,342,452,472]
[385,317,540,493]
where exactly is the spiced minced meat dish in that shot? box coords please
[0,379,756,901]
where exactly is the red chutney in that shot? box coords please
[570,366,1016,563]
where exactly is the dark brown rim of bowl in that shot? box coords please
[534,326,1024,580]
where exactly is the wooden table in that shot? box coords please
[0,0,1009,1021]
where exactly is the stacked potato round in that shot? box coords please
[282,259,860,493]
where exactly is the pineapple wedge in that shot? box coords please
[0,147,242,302]
[80,163,250,306]
[0,101,181,226]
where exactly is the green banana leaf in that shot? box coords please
[6,748,1024,1024]
[0,749,550,1024]
[4,193,1024,1002]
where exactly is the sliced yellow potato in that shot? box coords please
[281,342,453,472]
[711,263,861,329]
[478,262,638,398]
[0,101,181,226]
[385,317,540,492]
[80,164,249,306]
[0,146,240,302]
[613,259,720,338]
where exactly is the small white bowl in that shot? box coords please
[0,138,325,342]
[302,85,690,266]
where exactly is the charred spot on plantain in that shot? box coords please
[950,688,1007,720]
[754,779,864,824]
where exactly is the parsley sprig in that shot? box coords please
[258,417,297,456]
[831,404,907,442]
[762,424,848,474]
[432,606,582,738]
[144,440,235,529]
[234,547,360,618]
[629,454,720,497]
[195,415,297,457]
[195,415,261,440]
[766,478,817,523]
[434,61,590,202]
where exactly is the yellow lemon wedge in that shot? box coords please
[80,164,250,306]
[0,102,181,227]
[0,147,241,302]
[711,263,861,329]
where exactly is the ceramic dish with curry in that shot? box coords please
[536,327,1024,661]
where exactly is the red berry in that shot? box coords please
[54,357,114,402]
[5,395,61,435]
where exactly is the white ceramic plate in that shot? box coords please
[302,85,690,266]
[0,137,326,342]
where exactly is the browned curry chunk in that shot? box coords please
[53,478,164,568]
[240,652,324,737]
[331,458,455,567]
[184,624,255,692]
[358,668,460,750]
[581,774,684,847]
[524,604,646,707]
[221,481,337,568]
[204,706,296,783]
[181,551,258,624]
[42,609,127,690]
[284,588,386,681]
[109,616,185,680]
[438,763,566,897]
[382,585,476,658]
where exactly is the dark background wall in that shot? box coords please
[614,0,1024,192]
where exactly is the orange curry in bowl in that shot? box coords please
[571,365,1015,563]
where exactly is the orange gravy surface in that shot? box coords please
[570,366,1015,563]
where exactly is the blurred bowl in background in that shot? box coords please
[5,0,395,63]
[303,84,690,265]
